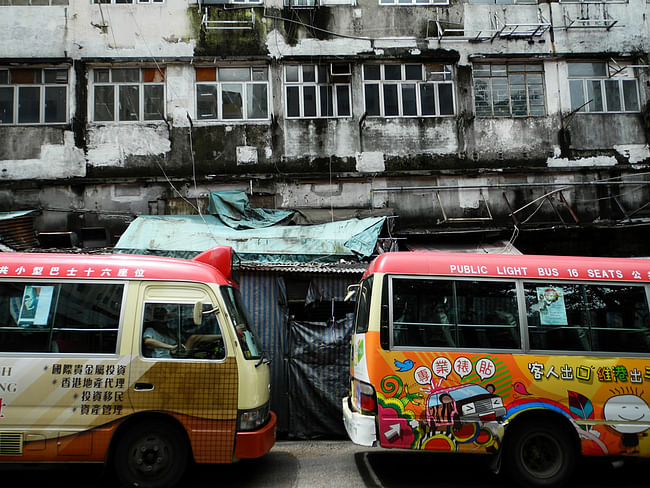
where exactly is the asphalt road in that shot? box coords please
[1,440,649,487]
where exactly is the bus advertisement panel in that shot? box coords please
[343,252,650,487]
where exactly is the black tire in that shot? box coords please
[504,420,576,488]
[113,420,189,488]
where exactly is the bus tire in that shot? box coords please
[113,419,189,488]
[504,420,576,488]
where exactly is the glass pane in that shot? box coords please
[320,85,334,117]
[391,278,455,348]
[303,65,316,83]
[420,83,436,116]
[221,286,263,360]
[197,84,218,119]
[285,65,299,83]
[569,80,585,112]
[94,69,110,83]
[251,67,267,81]
[568,62,607,78]
[604,79,621,112]
[336,85,350,117]
[363,65,381,81]
[455,280,520,349]
[44,69,68,84]
[222,84,243,119]
[94,85,114,121]
[474,78,492,116]
[143,85,164,121]
[364,84,380,116]
[587,80,603,112]
[218,67,250,82]
[438,83,454,115]
[247,83,268,119]
[0,70,9,84]
[44,86,66,123]
[0,87,14,123]
[510,85,527,116]
[528,84,545,116]
[473,64,491,77]
[286,86,300,118]
[402,84,417,116]
[383,84,399,116]
[384,65,401,81]
[112,68,139,83]
[304,85,317,117]
[18,86,40,123]
[118,85,139,121]
[405,65,422,81]
[622,79,639,112]
[492,78,509,116]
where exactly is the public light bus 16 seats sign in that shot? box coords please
[343,252,650,488]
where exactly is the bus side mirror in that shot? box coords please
[345,284,359,302]
[193,301,220,325]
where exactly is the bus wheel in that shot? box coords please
[114,420,189,488]
[504,421,576,488]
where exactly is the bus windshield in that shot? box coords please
[221,286,262,360]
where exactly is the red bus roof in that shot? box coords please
[364,252,650,283]
[0,246,236,285]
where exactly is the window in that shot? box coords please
[568,62,640,113]
[0,0,69,4]
[524,282,650,353]
[470,0,535,3]
[473,63,545,117]
[0,67,68,125]
[221,286,263,359]
[196,66,269,121]
[390,277,520,349]
[285,64,351,119]
[0,281,124,354]
[92,0,163,4]
[363,63,454,117]
[141,302,226,360]
[353,277,373,334]
[92,67,165,122]
[379,0,449,5]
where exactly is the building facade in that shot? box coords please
[0,0,649,253]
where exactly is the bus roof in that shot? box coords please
[364,252,650,283]
[0,246,237,285]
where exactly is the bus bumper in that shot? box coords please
[234,410,277,459]
[342,397,376,447]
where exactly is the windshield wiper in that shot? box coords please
[255,351,271,367]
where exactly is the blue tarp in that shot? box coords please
[113,214,386,263]
[208,191,293,230]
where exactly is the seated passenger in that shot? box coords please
[143,307,182,358]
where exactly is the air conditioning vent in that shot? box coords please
[0,433,24,456]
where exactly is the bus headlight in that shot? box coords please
[238,402,270,431]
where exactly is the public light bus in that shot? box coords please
[0,246,276,488]
[343,251,650,487]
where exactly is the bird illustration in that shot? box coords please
[394,358,414,372]
[513,381,531,396]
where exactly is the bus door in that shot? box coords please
[126,283,238,466]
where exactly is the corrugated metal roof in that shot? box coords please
[0,210,39,250]
[240,260,367,274]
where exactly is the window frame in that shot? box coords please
[284,64,352,119]
[362,63,455,118]
[91,67,166,123]
[472,62,546,118]
[0,67,69,126]
[195,65,270,122]
[567,61,641,114]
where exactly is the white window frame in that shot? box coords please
[0,67,69,125]
[568,61,640,114]
[379,0,449,5]
[91,67,166,123]
[284,64,352,119]
[362,63,455,118]
[93,0,163,4]
[195,66,270,122]
[473,63,546,117]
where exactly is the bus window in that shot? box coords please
[353,277,373,334]
[221,286,262,360]
[141,302,225,360]
[0,281,123,354]
[525,282,650,353]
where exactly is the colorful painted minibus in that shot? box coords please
[0,246,276,488]
[343,251,650,487]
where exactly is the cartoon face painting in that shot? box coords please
[603,394,650,434]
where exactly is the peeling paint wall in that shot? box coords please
[0,0,648,241]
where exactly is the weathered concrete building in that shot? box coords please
[0,0,649,254]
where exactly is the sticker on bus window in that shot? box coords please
[533,286,568,326]
[18,285,55,327]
